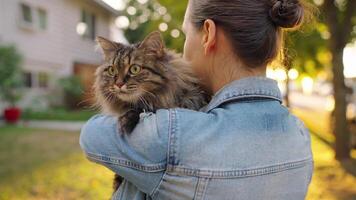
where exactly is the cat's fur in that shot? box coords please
[94,31,209,193]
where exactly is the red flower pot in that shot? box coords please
[4,107,21,124]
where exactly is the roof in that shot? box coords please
[92,0,121,16]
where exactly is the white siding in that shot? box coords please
[0,0,115,75]
[0,0,125,109]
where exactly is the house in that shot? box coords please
[0,0,126,110]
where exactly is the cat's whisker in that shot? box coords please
[138,96,147,109]
[88,102,101,111]
[109,93,116,103]
[103,92,115,103]
[139,96,150,111]
[141,88,156,98]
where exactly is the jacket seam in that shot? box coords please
[206,94,282,112]
[193,177,209,200]
[150,169,168,198]
[150,109,174,197]
[167,157,312,178]
[85,152,166,172]
[168,109,178,165]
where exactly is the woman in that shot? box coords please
[80,0,313,199]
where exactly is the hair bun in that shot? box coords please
[269,0,304,28]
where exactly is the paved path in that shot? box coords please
[289,92,330,111]
[19,120,86,132]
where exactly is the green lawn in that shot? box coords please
[0,110,356,200]
[0,126,113,200]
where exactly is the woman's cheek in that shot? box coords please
[183,33,207,78]
[183,37,193,61]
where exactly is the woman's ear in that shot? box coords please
[96,36,121,60]
[201,19,217,55]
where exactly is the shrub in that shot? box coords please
[0,46,23,106]
[58,75,84,109]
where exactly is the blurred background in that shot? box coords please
[0,0,355,199]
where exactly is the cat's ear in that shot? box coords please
[139,31,165,57]
[96,36,121,60]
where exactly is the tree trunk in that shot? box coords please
[322,0,355,161]
[331,48,351,160]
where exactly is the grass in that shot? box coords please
[0,110,356,200]
[0,126,113,200]
[21,108,97,121]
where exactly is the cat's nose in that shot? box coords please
[116,81,125,88]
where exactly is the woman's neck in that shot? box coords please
[208,61,266,95]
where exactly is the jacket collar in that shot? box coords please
[201,76,282,112]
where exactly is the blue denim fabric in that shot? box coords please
[80,76,313,200]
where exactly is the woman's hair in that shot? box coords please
[189,0,309,68]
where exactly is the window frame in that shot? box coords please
[20,3,33,24]
[38,72,49,88]
[80,9,96,40]
[22,71,50,89]
[23,71,33,88]
[37,8,48,30]
[18,3,48,31]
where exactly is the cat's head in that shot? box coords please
[95,31,168,104]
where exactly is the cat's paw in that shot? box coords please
[119,121,136,134]
[118,111,140,134]
[113,174,124,191]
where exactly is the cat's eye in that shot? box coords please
[107,66,116,76]
[129,65,142,75]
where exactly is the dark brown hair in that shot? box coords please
[189,0,306,68]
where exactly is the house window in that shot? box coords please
[37,8,47,30]
[23,72,33,88]
[80,9,96,40]
[38,72,49,88]
[19,3,48,31]
[23,71,49,88]
[21,3,32,23]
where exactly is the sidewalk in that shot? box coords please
[19,120,86,132]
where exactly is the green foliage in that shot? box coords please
[58,76,83,98]
[58,75,84,109]
[286,0,356,78]
[121,0,187,52]
[0,46,23,106]
[286,25,330,78]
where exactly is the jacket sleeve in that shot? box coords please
[79,109,170,195]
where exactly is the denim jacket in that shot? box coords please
[80,77,313,200]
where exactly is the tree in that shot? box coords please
[122,0,187,51]
[284,21,330,107]
[0,45,23,107]
[322,0,356,160]
[285,0,356,160]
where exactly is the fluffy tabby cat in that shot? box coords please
[94,31,209,193]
